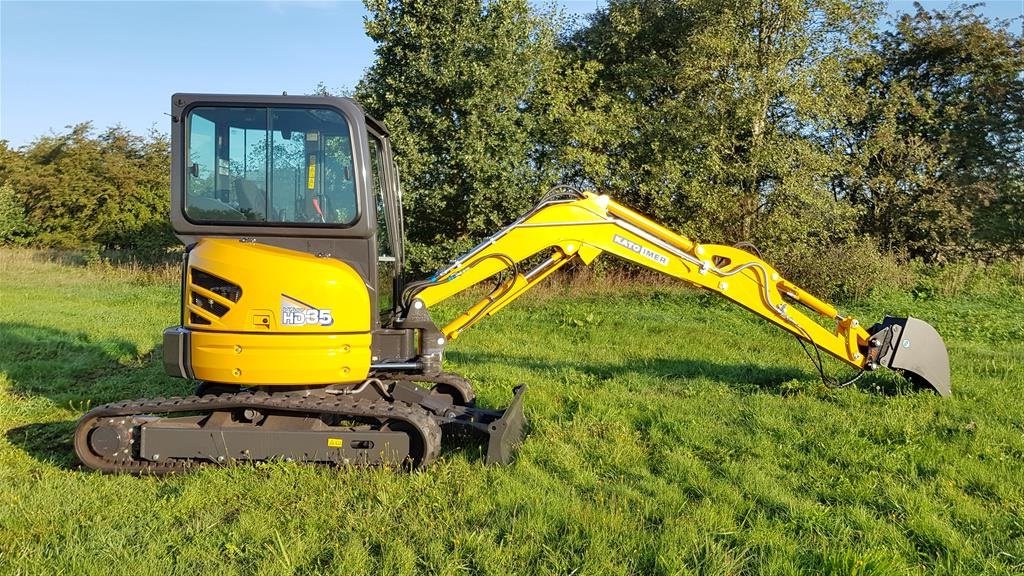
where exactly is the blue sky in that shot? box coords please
[1,0,1020,148]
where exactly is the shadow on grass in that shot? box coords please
[0,323,511,470]
[1,322,189,468]
[6,422,79,469]
[446,349,928,397]
[446,349,812,394]
[0,322,187,405]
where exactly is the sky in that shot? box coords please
[1,0,1021,148]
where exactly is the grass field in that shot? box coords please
[0,249,1022,575]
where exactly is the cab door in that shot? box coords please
[366,127,404,316]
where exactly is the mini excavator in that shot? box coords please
[74,94,951,473]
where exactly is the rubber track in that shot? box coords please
[73,391,442,475]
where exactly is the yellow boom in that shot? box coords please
[410,189,871,369]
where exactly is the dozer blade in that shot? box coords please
[484,385,528,465]
[868,316,951,396]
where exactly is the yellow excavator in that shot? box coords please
[74,94,951,473]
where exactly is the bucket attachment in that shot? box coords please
[484,385,528,465]
[867,316,951,396]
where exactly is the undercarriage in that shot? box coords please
[74,373,527,474]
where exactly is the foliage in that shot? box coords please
[0,182,33,245]
[768,235,914,302]
[356,0,594,273]
[352,0,1021,285]
[837,4,1024,262]
[0,124,175,260]
[2,249,1023,574]
[565,0,878,249]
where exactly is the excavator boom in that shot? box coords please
[404,189,950,396]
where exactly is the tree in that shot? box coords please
[356,0,591,272]
[566,0,880,262]
[838,3,1024,261]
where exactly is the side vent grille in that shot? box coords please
[191,269,242,302]
[191,293,229,316]
[188,268,241,323]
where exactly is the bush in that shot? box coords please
[0,183,33,246]
[770,236,913,302]
[1,124,172,255]
[108,220,179,265]
[405,237,478,278]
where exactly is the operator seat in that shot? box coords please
[234,179,266,221]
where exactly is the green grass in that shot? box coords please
[1,249,1022,575]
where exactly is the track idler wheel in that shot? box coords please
[73,415,144,473]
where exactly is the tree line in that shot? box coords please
[0,125,172,258]
[357,0,1022,274]
[1,0,1021,295]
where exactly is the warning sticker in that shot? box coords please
[327,438,343,448]
[307,156,317,189]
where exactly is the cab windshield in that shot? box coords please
[185,106,358,225]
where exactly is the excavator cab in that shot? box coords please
[163,94,439,387]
